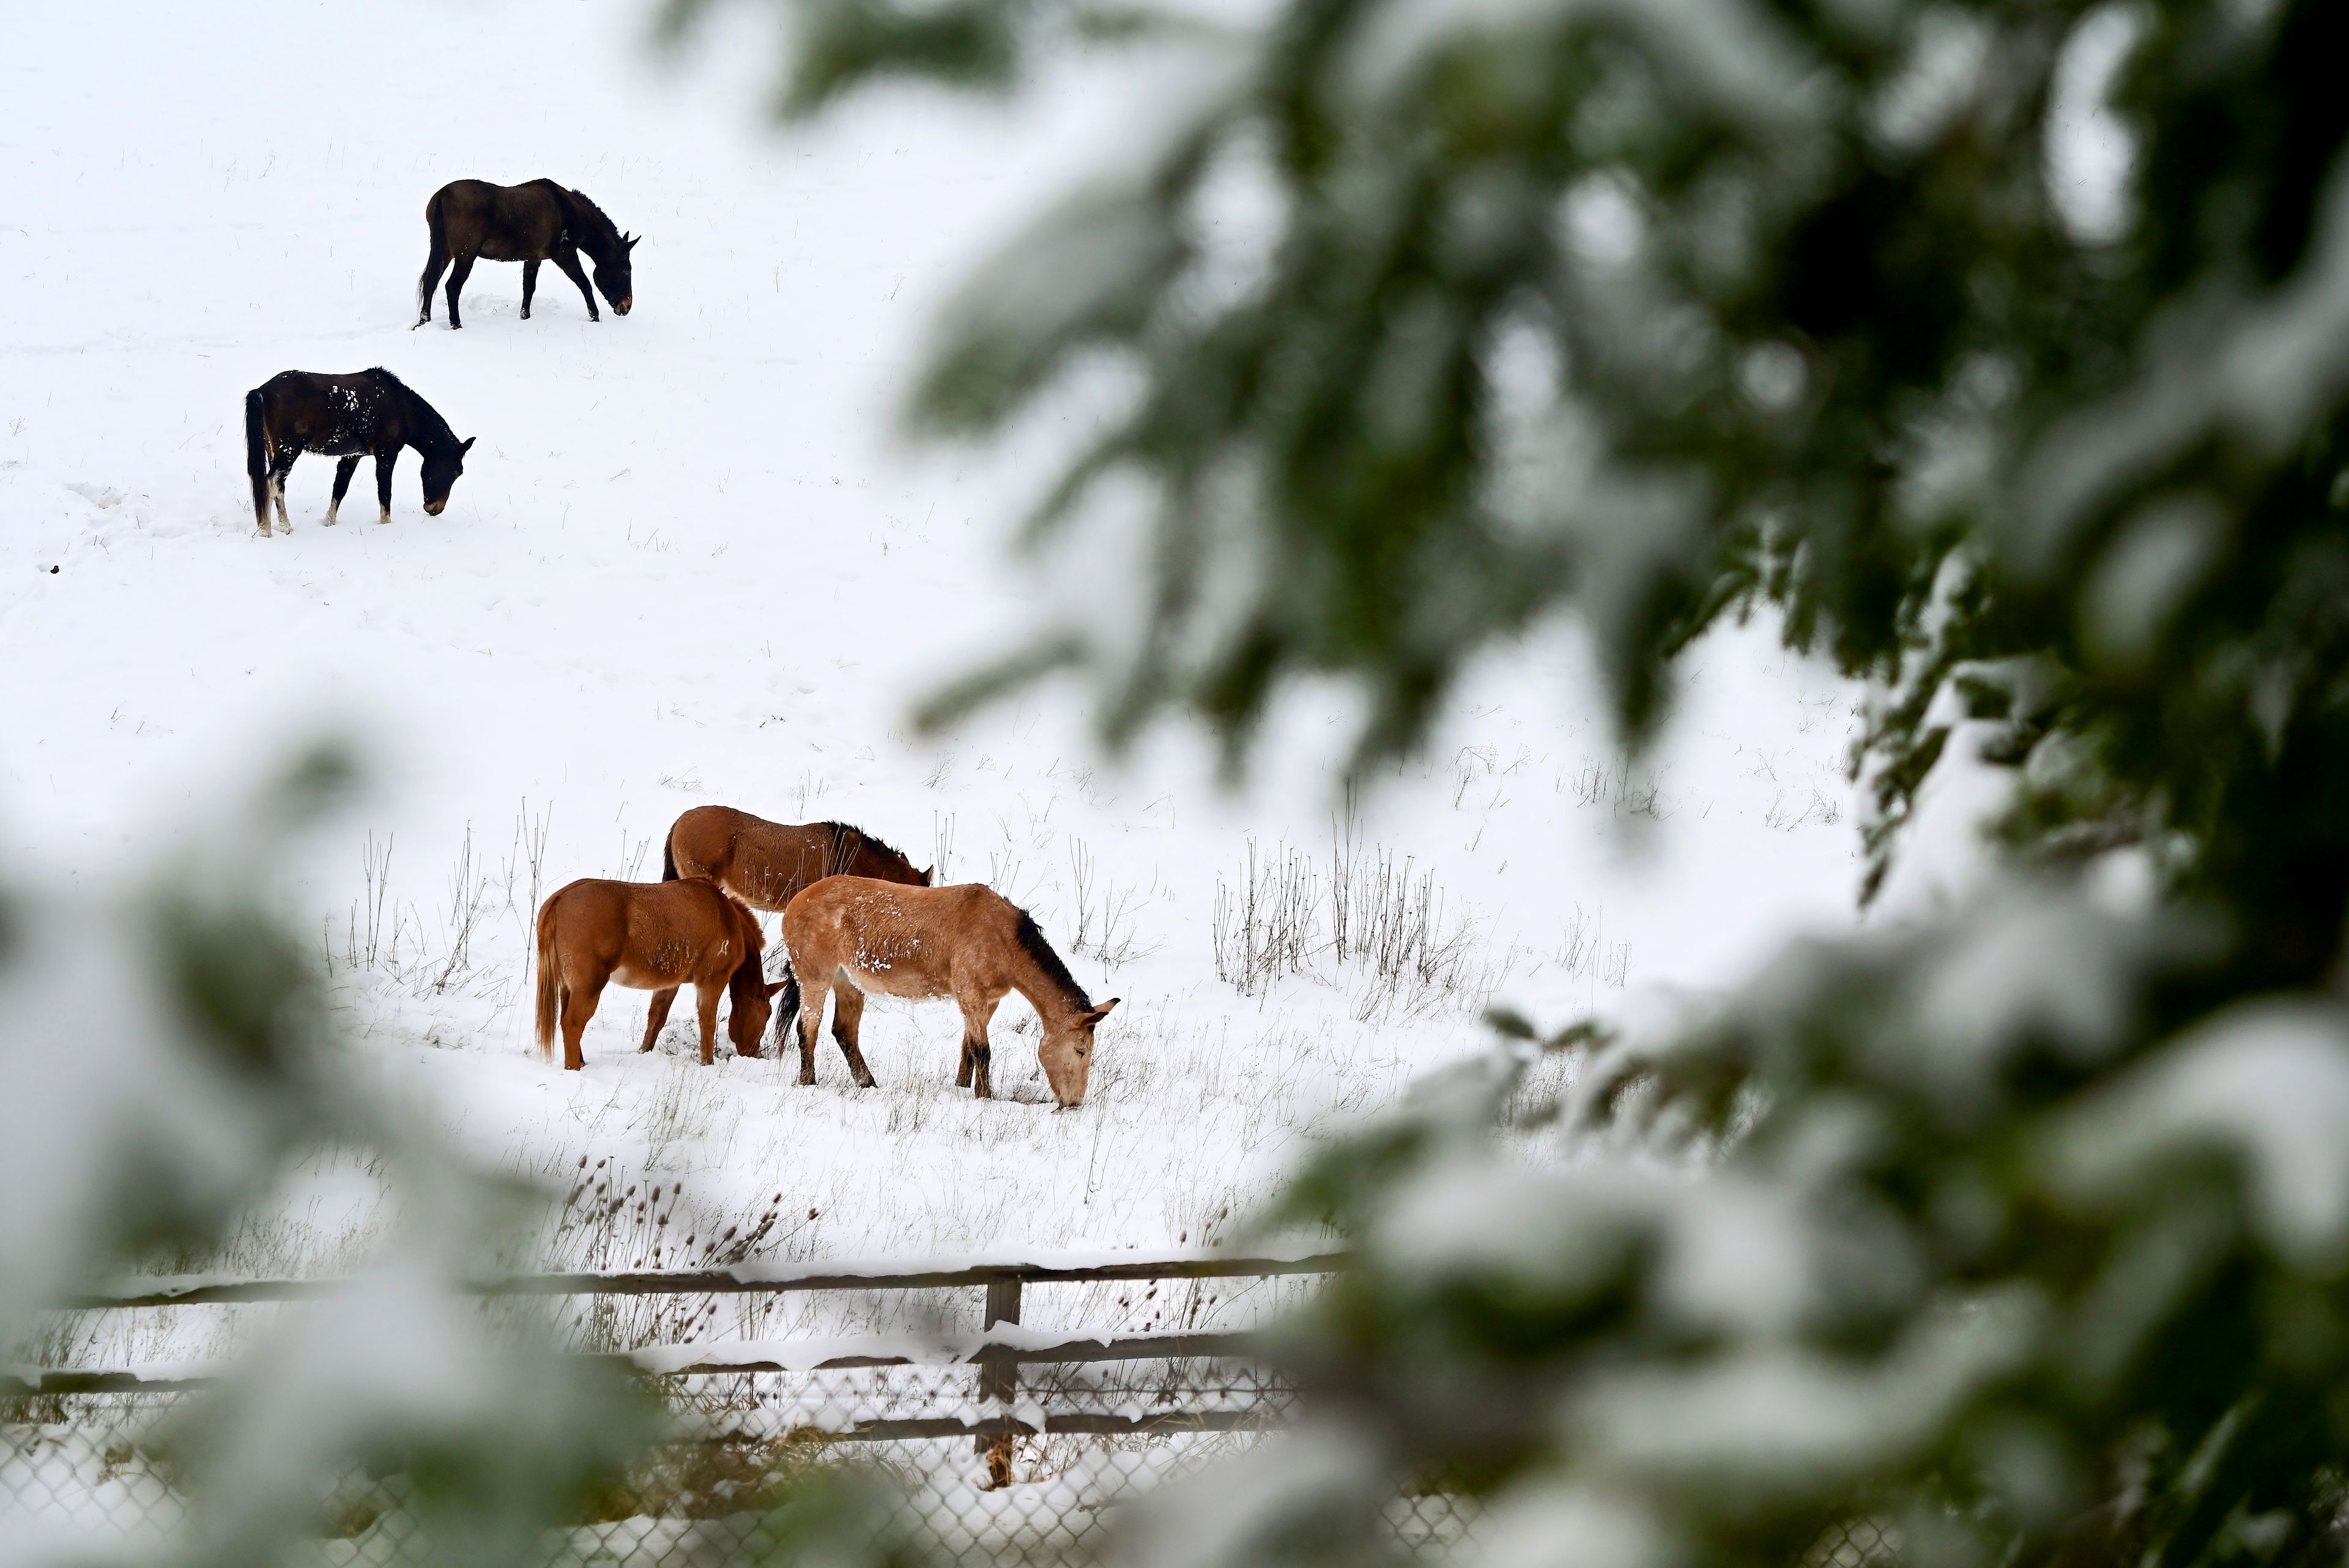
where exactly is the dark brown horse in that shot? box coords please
[662,808,932,1048]
[534,876,780,1070]
[662,808,932,911]
[243,370,473,536]
[779,878,1118,1107]
[417,179,637,330]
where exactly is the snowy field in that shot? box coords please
[0,0,1869,1367]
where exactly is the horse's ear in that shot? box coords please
[764,979,787,998]
[1081,998,1120,1027]
[460,436,475,453]
[919,865,935,886]
[626,233,641,251]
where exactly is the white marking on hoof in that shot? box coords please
[377,509,392,525]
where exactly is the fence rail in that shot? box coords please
[2,1328,1275,1397]
[58,1250,1348,1310]
[6,1249,1354,1564]
[19,1252,1342,1424]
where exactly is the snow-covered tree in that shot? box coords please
[661,1,2349,1564]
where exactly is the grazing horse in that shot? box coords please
[663,808,932,910]
[243,370,473,537]
[534,876,781,1071]
[778,878,1119,1107]
[417,179,638,330]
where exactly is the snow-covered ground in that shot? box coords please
[0,0,1865,1358]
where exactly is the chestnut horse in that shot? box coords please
[778,878,1119,1107]
[662,808,932,911]
[534,876,781,1070]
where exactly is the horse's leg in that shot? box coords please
[521,259,540,321]
[417,235,448,327]
[831,981,875,1088]
[560,975,605,1072]
[551,243,599,322]
[959,991,1004,1100]
[445,252,475,330]
[325,456,360,527]
[269,451,298,534]
[796,975,828,1086]
[695,983,721,1068]
[374,451,396,524]
[639,986,678,1052]
[956,994,1000,1089]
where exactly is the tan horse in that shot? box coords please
[534,876,782,1071]
[779,877,1119,1107]
[662,807,932,911]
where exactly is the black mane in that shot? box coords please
[819,820,915,872]
[362,366,459,452]
[555,185,624,255]
[1012,908,1091,1011]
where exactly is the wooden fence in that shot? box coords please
[9,1252,1348,1445]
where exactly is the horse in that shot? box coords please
[533,876,782,1071]
[777,878,1119,1108]
[417,179,638,330]
[243,370,473,537]
[663,808,932,910]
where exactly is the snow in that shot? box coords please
[2047,998,2349,1266]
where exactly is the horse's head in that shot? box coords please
[729,977,786,1056]
[1039,998,1118,1108]
[595,232,639,316]
[420,436,475,516]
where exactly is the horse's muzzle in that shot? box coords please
[424,500,447,516]
[615,297,633,316]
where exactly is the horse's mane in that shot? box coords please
[819,820,917,877]
[1011,907,1091,1011]
[361,367,459,452]
[556,186,624,252]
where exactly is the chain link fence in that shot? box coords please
[2,1364,1483,1566]
[0,1250,1899,1567]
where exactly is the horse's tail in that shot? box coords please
[661,831,679,882]
[417,193,448,319]
[244,386,269,530]
[774,958,801,1046]
[533,899,560,1059]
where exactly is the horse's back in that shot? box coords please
[784,876,998,948]
[428,179,565,260]
[545,875,749,981]
[669,803,756,868]
[250,370,392,456]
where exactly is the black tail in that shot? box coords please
[661,834,679,881]
[245,387,269,532]
[417,196,448,323]
[773,961,801,1048]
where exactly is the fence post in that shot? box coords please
[977,1274,1022,1479]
